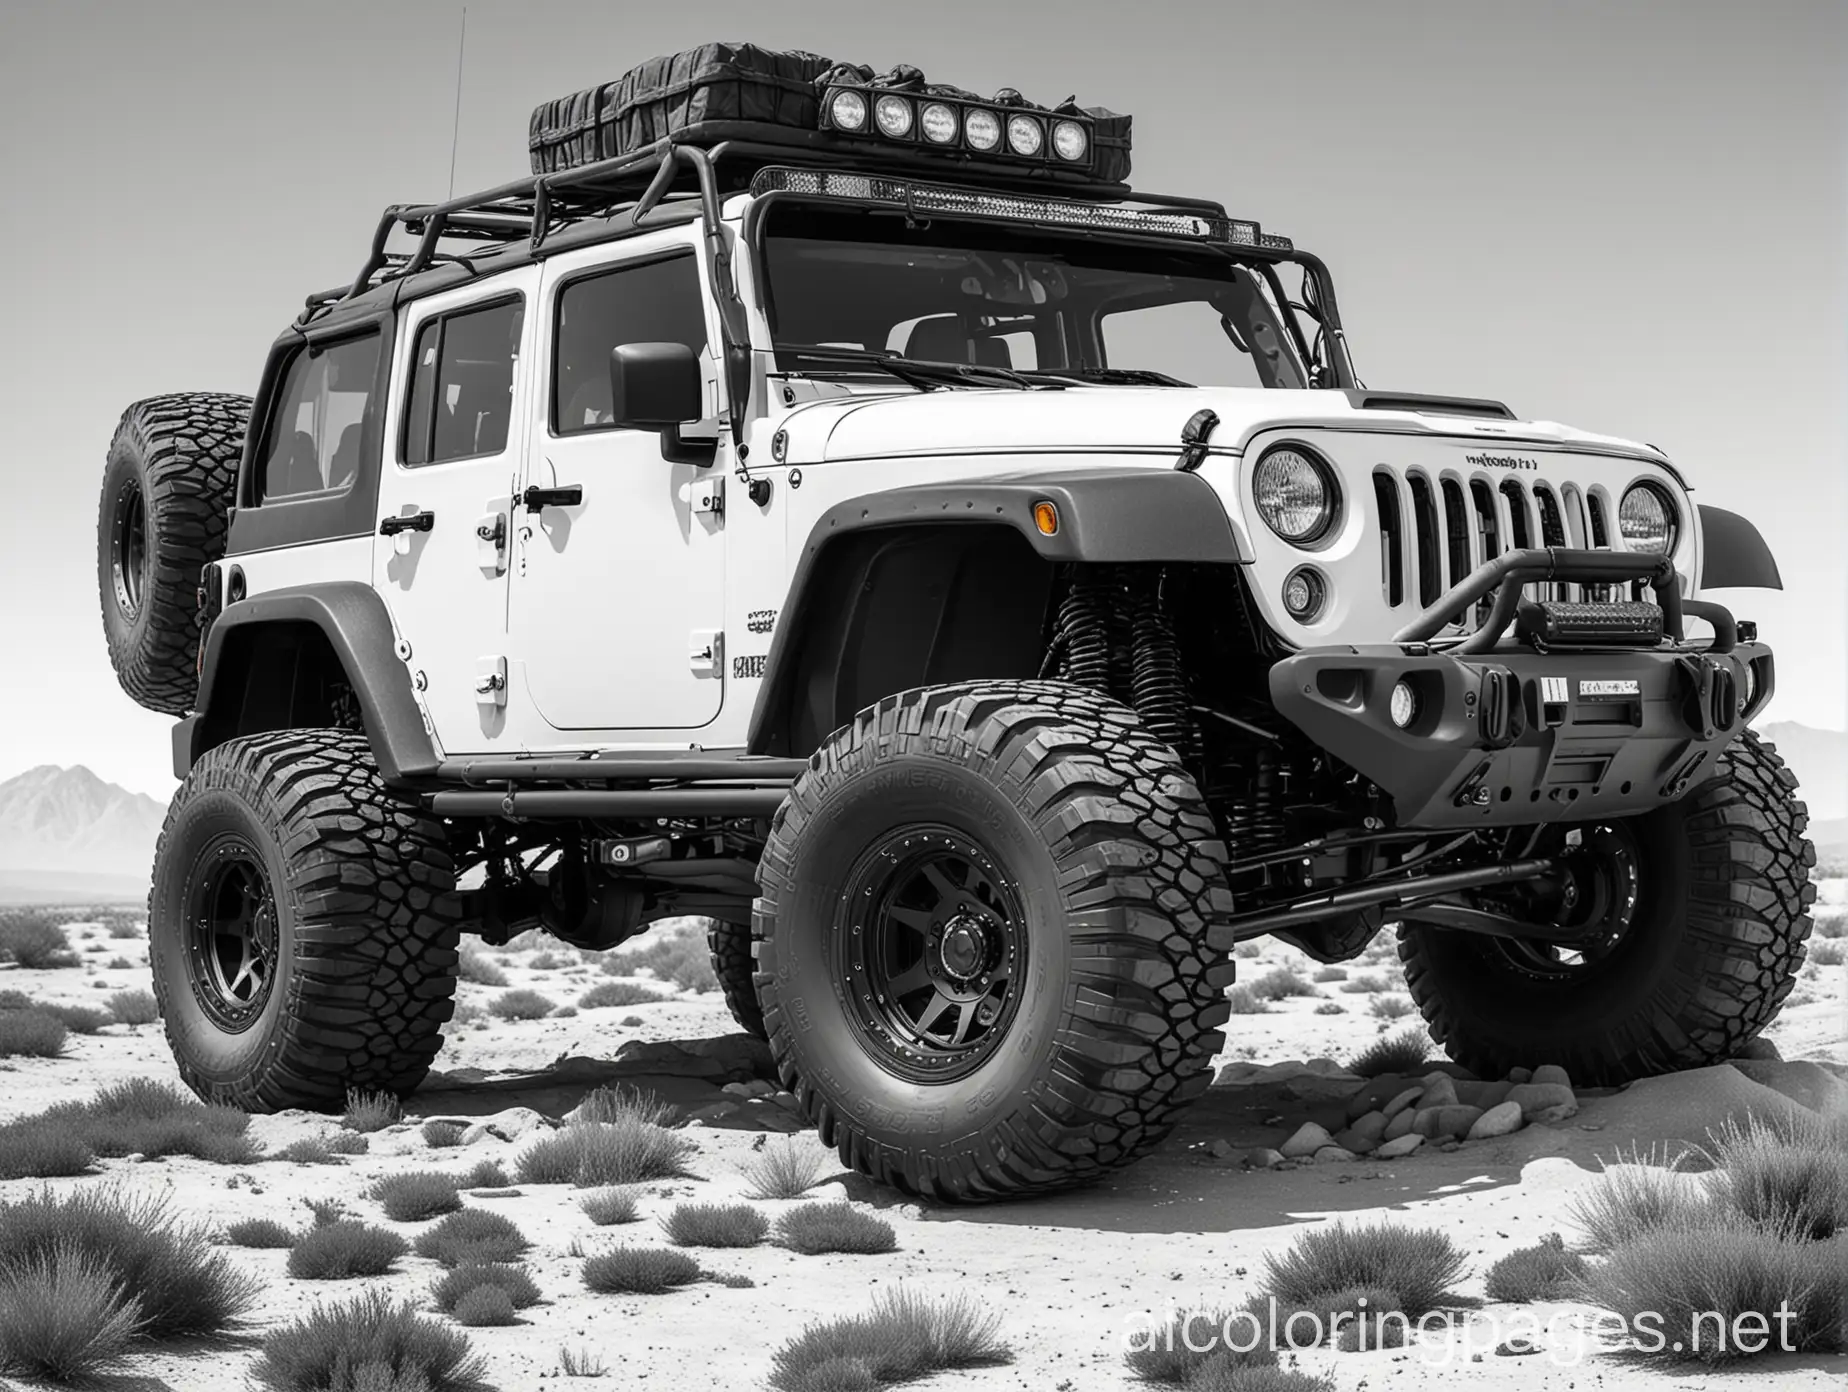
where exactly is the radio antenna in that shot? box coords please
[446,7,468,200]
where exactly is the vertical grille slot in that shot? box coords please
[1373,470,1405,607]
[1469,479,1500,624]
[1587,492,1609,547]
[1408,473,1442,608]
[1500,480,1532,549]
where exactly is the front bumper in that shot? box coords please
[1269,548,1774,828]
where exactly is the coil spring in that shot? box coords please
[1223,750,1287,862]
[1130,580,1193,761]
[1054,566,1196,761]
[1053,568,1124,689]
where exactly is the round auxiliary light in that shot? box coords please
[1253,447,1337,544]
[874,94,914,138]
[828,88,868,133]
[1006,114,1044,156]
[1389,680,1419,729]
[920,101,959,144]
[1281,566,1326,622]
[1051,119,1089,162]
[964,108,1002,151]
[1618,483,1676,554]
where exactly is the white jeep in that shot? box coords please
[97,51,1814,1200]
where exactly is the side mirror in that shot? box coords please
[609,342,702,430]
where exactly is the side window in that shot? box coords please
[402,297,524,466]
[257,332,382,502]
[553,256,707,434]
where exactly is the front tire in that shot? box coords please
[1399,730,1815,1082]
[150,730,463,1110]
[755,681,1236,1202]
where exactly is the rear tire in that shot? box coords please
[96,393,251,715]
[706,916,765,1040]
[1399,730,1815,1083]
[755,680,1236,1201]
[149,729,462,1110]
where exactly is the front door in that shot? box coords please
[372,269,538,755]
[510,242,726,733]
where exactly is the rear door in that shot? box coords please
[372,269,538,754]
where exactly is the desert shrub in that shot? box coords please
[9,999,112,1034]
[770,1287,1011,1390]
[65,1077,257,1164]
[414,1209,529,1268]
[1368,995,1414,1020]
[0,1008,67,1058]
[557,1345,607,1376]
[107,988,159,1024]
[1579,1220,1846,1361]
[579,981,669,1010]
[0,1187,261,1339]
[251,1291,491,1392]
[744,1138,826,1200]
[370,1171,462,1223]
[1568,1151,1711,1253]
[226,1218,300,1249]
[662,1202,768,1248]
[0,1244,143,1382]
[423,1120,467,1149]
[342,1089,401,1133]
[306,1199,348,1228]
[459,1158,509,1189]
[489,989,555,1020]
[1233,942,1263,959]
[580,1188,640,1226]
[573,1083,673,1126]
[287,1221,409,1280]
[1707,1112,1848,1241]
[1247,967,1313,1001]
[1338,973,1391,994]
[1346,1026,1432,1078]
[1484,1234,1586,1302]
[614,930,718,992]
[1186,1365,1334,1392]
[451,1285,516,1327]
[1313,1001,1345,1016]
[457,947,508,987]
[1311,967,1348,983]
[528,951,564,971]
[0,912,79,969]
[328,1130,371,1155]
[581,1246,701,1295]
[1262,1221,1465,1318]
[1224,985,1269,1015]
[516,1112,694,1188]
[105,917,142,939]
[1808,939,1846,966]
[1810,905,1846,939]
[775,1203,896,1256]
[278,1136,343,1166]
[430,1263,541,1314]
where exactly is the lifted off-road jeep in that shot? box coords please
[99,44,1814,1200]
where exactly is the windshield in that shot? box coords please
[761,205,1312,389]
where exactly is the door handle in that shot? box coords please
[521,484,583,512]
[379,511,435,536]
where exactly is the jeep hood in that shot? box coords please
[772,385,1668,471]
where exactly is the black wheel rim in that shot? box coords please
[1494,823,1641,977]
[111,480,148,620]
[188,837,279,1030]
[837,825,1027,1083]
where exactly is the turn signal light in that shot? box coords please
[1033,501,1059,536]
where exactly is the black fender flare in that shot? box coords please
[1698,505,1782,590]
[745,469,1246,753]
[174,581,438,782]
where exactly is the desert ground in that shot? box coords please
[0,882,1843,1392]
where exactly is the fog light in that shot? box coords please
[1281,566,1326,621]
[828,88,868,132]
[1389,680,1419,729]
[1741,661,1757,712]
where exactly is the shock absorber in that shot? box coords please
[1130,572,1195,761]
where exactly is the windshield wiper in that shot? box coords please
[1020,366,1193,388]
[773,344,1053,391]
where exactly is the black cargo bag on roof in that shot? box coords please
[529,43,835,175]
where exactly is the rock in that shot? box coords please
[466,1187,522,1199]
[721,1079,777,1099]
[1332,1128,1377,1155]
[1506,1083,1576,1119]
[1349,1110,1391,1147]
[1465,1100,1525,1141]
[1734,1037,1781,1062]
[1245,1148,1286,1169]
[1382,1086,1425,1119]
[1418,1073,1460,1108]
[1531,1102,1580,1125]
[1312,1146,1356,1163]
[459,1107,553,1144]
[1279,1122,1336,1159]
[1530,1064,1572,1089]
[751,1109,807,1135]
[1374,1133,1424,1159]
[1383,1108,1418,1142]
[1507,1066,1533,1084]
[1439,1139,1463,1152]
[1413,1104,1484,1140]
[681,1102,743,1124]
[1205,1139,1237,1160]
[1453,1080,1514,1110]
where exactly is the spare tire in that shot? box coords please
[97,393,251,715]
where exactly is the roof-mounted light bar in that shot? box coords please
[751,167,1291,251]
[820,85,1097,171]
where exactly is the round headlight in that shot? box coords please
[1618,484,1676,554]
[874,94,914,138]
[920,101,959,144]
[1051,119,1088,162]
[1006,114,1044,156]
[964,108,1001,150]
[1389,680,1419,729]
[1282,566,1327,622]
[829,88,868,133]
[1253,447,1337,544]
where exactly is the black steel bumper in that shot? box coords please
[1270,548,1775,829]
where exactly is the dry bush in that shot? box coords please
[774,1203,896,1256]
[662,1202,768,1249]
[0,1187,261,1339]
[1247,967,1313,1001]
[107,988,159,1025]
[0,1080,255,1178]
[1187,1365,1334,1392]
[0,1244,143,1382]
[1484,1233,1586,1302]
[0,911,80,969]
[0,993,111,1035]
[252,1292,491,1392]
[516,1092,693,1187]
[457,947,508,987]
[579,1188,640,1226]
[451,1286,517,1327]
[370,1171,462,1223]
[1224,986,1270,1015]
[1346,1026,1432,1078]
[1263,1221,1465,1318]
[557,1345,607,1377]
[489,989,555,1020]
[414,1209,530,1268]
[1313,1001,1345,1016]
[1568,1150,1711,1253]
[278,1136,344,1166]
[430,1263,541,1314]
[744,1139,826,1200]
[1368,995,1414,1020]
[342,1089,402,1133]
[611,929,718,992]
[580,1246,701,1295]
[770,1287,1011,1391]
[1123,1308,1277,1384]
[286,1221,409,1280]
[1312,966,1348,983]
[0,1122,94,1179]
[422,1120,467,1149]
[226,1218,300,1249]
[1706,1111,1848,1241]
[1338,972,1391,994]
[579,981,669,1010]
[0,1009,67,1058]
[458,1157,509,1189]
[1808,939,1846,966]
[306,1199,348,1228]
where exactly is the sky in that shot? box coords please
[1,0,1843,798]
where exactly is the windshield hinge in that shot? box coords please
[1175,409,1220,472]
